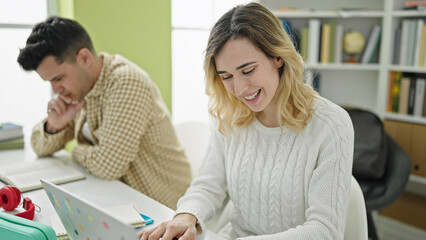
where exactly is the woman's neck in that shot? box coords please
[257,107,279,128]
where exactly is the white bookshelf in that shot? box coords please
[261,0,386,113]
[262,0,426,118]
[262,0,426,230]
[261,0,426,152]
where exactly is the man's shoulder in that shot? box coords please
[102,53,151,83]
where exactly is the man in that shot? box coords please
[17,16,191,209]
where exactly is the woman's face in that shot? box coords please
[215,37,283,115]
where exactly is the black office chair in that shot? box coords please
[345,108,411,240]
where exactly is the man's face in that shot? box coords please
[36,54,91,101]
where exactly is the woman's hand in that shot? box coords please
[138,213,198,240]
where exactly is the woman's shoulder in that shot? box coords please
[309,96,353,132]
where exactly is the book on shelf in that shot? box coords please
[0,122,23,142]
[407,78,417,115]
[300,27,309,61]
[50,204,150,239]
[308,19,320,65]
[405,19,418,66]
[423,82,426,117]
[0,158,85,192]
[387,71,395,112]
[413,19,424,67]
[424,42,426,69]
[392,71,403,113]
[320,23,331,63]
[361,24,381,64]
[405,1,426,7]
[312,73,321,93]
[399,19,410,66]
[393,28,402,65]
[334,23,344,63]
[0,137,24,151]
[417,24,426,67]
[282,20,291,34]
[414,78,425,117]
[403,5,426,10]
[281,20,300,52]
[328,20,337,63]
[398,77,411,114]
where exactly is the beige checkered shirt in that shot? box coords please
[31,53,191,209]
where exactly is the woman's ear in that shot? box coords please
[275,57,284,68]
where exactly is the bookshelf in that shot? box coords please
[262,0,425,119]
[262,0,386,112]
[261,0,426,232]
[260,0,426,173]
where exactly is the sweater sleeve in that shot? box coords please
[31,119,75,156]
[175,130,229,237]
[72,77,154,180]
[239,109,354,240]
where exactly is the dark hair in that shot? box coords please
[17,16,95,71]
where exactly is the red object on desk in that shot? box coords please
[0,186,35,220]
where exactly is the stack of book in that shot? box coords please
[0,122,24,150]
[393,18,426,67]
[387,71,426,117]
[305,19,345,64]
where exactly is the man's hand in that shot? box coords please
[46,94,85,133]
[138,213,198,240]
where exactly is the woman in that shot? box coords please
[139,2,354,240]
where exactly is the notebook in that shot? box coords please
[107,204,146,228]
[40,179,139,240]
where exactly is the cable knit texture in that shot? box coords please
[31,52,191,209]
[176,96,354,240]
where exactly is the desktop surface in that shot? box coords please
[0,148,224,240]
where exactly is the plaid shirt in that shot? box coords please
[31,52,191,209]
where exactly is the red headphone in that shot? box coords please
[0,186,35,220]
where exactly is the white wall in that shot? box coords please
[171,0,252,125]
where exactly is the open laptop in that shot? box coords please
[40,178,139,240]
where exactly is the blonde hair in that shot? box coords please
[204,2,317,135]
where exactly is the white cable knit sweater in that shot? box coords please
[176,97,354,240]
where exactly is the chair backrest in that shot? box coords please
[175,121,211,177]
[344,176,368,240]
[346,108,388,180]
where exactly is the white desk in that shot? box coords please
[0,148,223,240]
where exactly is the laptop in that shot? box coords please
[40,179,139,240]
